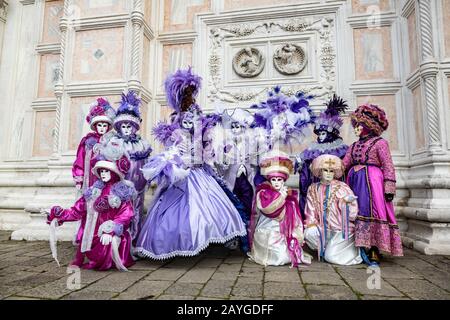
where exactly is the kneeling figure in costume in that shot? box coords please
[304,154,362,265]
[47,144,136,271]
[249,151,311,267]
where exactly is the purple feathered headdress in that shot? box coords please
[164,67,202,113]
[251,86,316,145]
[114,91,142,131]
[314,94,348,136]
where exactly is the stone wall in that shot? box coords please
[0,0,449,255]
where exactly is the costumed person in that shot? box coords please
[303,154,362,265]
[343,103,403,264]
[209,108,259,252]
[248,151,311,267]
[296,94,348,215]
[250,86,315,186]
[70,97,116,266]
[47,142,136,271]
[134,68,247,260]
[111,91,152,242]
[72,97,116,192]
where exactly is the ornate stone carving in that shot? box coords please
[208,17,336,103]
[418,0,442,151]
[53,0,71,155]
[232,47,265,78]
[0,1,8,22]
[273,43,307,75]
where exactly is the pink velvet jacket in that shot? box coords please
[72,132,101,189]
[343,137,396,194]
[304,180,358,235]
[49,184,135,271]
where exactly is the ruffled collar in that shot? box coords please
[117,133,141,143]
[300,139,348,161]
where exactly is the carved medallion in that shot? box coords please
[273,43,307,75]
[232,47,265,78]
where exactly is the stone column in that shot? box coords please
[0,1,7,63]
[129,0,144,93]
[401,0,450,255]
[52,0,69,157]
[418,0,442,153]
[11,0,77,241]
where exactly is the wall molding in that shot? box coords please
[35,43,61,55]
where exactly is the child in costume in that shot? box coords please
[248,151,311,267]
[47,142,136,271]
[343,104,403,264]
[304,154,362,265]
[134,68,247,260]
[111,91,152,241]
[73,98,116,192]
[297,94,348,215]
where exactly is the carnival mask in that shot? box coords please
[231,122,243,135]
[353,124,364,138]
[321,168,335,184]
[99,169,112,183]
[318,131,328,143]
[181,118,194,130]
[120,122,133,136]
[96,122,110,135]
[270,177,285,191]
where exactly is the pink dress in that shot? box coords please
[343,136,403,256]
[72,132,102,190]
[49,181,135,271]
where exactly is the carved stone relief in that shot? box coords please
[273,43,307,75]
[0,0,7,22]
[208,17,336,104]
[232,47,265,78]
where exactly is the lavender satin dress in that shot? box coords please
[135,166,247,260]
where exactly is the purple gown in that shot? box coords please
[135,130,247,260]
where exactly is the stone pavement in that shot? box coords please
[0,231,449,300]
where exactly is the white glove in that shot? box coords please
[280,186,288,198]
[344,195,358,203]
[75,184,82,190]
[100,233,113,246]
[237,165,247,177]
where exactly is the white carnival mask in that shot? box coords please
[120,122,133,136]
[100,169,112,183]
[96,122,109,135]
[270,176,285,191]
[318,131,327,142]
[231,122,243,135]
[321,168,335,184]
[181,119,194,130]
[354,125,363,138]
